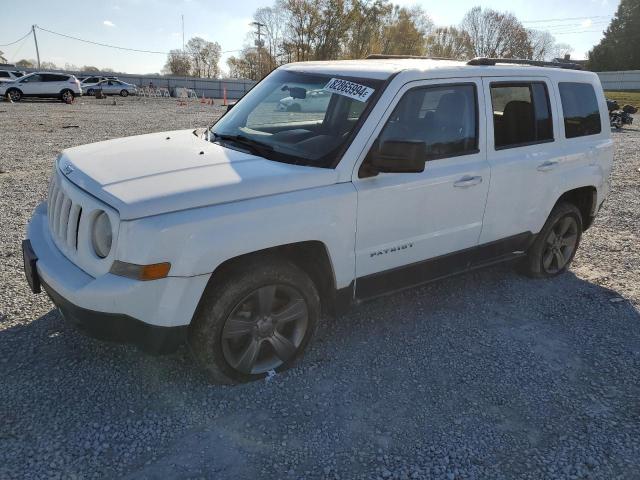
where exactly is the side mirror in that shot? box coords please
[369,140,427,174]
[226,103,235,112]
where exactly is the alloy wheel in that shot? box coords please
[221,284,309,374]
[542,216,579,274]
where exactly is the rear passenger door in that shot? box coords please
[479,77,566,247]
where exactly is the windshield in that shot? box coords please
[209,70,383,168]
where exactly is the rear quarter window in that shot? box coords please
[558,82,602,138]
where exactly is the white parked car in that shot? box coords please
[0,72,82,102]
[23,57,613,383]
[277,87,331,112]
[85,79,137,97]
[80,75,114,86]
[0,70,26,82]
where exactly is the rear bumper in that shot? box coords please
[41,276,186,354]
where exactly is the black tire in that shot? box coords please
[87,88,95,96]
[189,257,320,384]
[287,103,301,112]
[60,89,74,103]
[522,202,583,278]
[6,88,21,102]
[120,89,129,97]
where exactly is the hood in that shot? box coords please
[59,129,339,220]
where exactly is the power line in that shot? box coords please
[36,25,171,54]
[0,30,32,47]
[34,25,242,56]
[522,15,611,24]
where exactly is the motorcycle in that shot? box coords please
[607,98,636,129]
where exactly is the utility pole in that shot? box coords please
[32,25,41,69]
[181,14,185,52]
[250,21,265,79]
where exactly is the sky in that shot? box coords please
[0,0,619,75]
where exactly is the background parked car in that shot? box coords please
[0,70,26,82]
[80,76,117,87]
[0,72,82,102]
[85,79,137,97]
[277,88,331,112]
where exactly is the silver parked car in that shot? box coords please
[85,79,137,97]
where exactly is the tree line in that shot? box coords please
[588,0,640,71]
[223,1,573,80]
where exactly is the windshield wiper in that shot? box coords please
[210,131,274,158]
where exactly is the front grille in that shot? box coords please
[48,174,82,250]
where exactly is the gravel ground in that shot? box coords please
[1,97,639,480]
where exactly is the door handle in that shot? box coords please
[453,175,483,188]
[537,160,559,172]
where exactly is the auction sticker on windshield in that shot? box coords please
[323,78,374,102]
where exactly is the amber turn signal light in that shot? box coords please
[110,261,171,281]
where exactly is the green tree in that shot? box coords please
[163,49,191,76]
[379,6,433,56]
[588,0,640,71]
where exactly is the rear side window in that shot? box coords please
[490,82,553,149]
[377,83,478,161]
[42,74,69,82]
[558,82,602,138]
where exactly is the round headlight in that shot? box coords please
[92,211,112,258]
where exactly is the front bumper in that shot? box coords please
[25,202,210,353]
[40,273,186,354]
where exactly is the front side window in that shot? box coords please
[0,72,10,78]
[375,84,478,162]
[21,74,42,83]
[210,70,382,168]
[558,82,602,138]
[491,82,553,149]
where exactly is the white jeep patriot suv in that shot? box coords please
[23,57,613,383]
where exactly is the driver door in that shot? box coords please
[18,74,43,95]
[353,78,490,298]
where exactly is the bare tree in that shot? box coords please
[425,26,473,59]
[461,7,531,59]
[552,43,573,60]
[528,30,556,61]
[0,50,7,63]
[40,61,59,70]
[254,5,287,69]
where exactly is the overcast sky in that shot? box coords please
[0,0,618,75]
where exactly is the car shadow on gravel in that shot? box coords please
[1,264,640,479]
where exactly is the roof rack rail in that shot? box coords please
[366,54,459,61]
[467,57,584,70]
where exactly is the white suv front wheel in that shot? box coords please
[189,258,320,384]
[60,89,74,103]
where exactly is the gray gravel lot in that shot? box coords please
[1,97,639,480]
